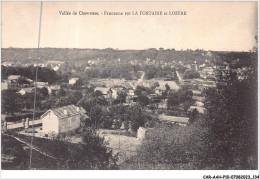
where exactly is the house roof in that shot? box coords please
[123,83,133,89]
[95,87,110,95]
[81,113,89,119]
[69,78,79,81]
[8,75,21,80]
[41,105,86,119]
[50,85,61,90]
[53,66,59,71]
[195,101,204,107]
[158,114,189,124]
[25,78,33,83]
[19,87,34,94]
[191,90,202,95]
[128,89,135,96]
[193,96,205,102]
[189,106,205,114]
[36,82,48,86]
[79,107,86,114]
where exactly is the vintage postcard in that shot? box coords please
[1,1,259,179]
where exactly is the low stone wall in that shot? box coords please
[137,127,154,141]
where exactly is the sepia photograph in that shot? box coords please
[0,1,259,178]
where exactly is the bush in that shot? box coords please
[136,123,206,169]
[183,69,200,79]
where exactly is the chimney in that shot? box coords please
[64,109,67,115]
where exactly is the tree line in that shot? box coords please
[2,48,213,65]
[2,65,61,84]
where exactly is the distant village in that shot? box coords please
[1,53,217,135]
[2,48,254,170]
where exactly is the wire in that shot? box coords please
[29,1,43,169]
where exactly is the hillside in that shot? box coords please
[2,48,213,65]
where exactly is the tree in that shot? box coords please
[134,85,143,96]
[179,88,193,102]
[77,94,108,113]
[73,79,83,89]
[39,87,49,99]
[124,105,145,132]
[84,87,95,94]
[17,76,29,87]
[94,90,103,97]
[71,128,118,169]
[188,108,199,123]
[3,65,61,84]
[60,83,68,89]
[71,91,83,102]
[55,96,77,107]
[162,83,170,97]
[106,104,125,129]
[57,88,66,97]
[137,94,150,107]
[77,94,108,128]
[145,66,157,79]
[183,69,200,79]
[165,83,170,92]
[167,92,179,109]
[198,52,258,169]
[153,82,160,87]
[89,105,104,128]
[167,88,193,110]
[41,97,56,110]
[1,90,21,115]
[116,91,127,104]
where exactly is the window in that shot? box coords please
[68,118,72,127]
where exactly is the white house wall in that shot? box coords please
[42,111,59,134]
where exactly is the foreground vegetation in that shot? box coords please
[1,134,58,170]
[1,128,118,170]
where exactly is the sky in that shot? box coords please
[1,1,258,51]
